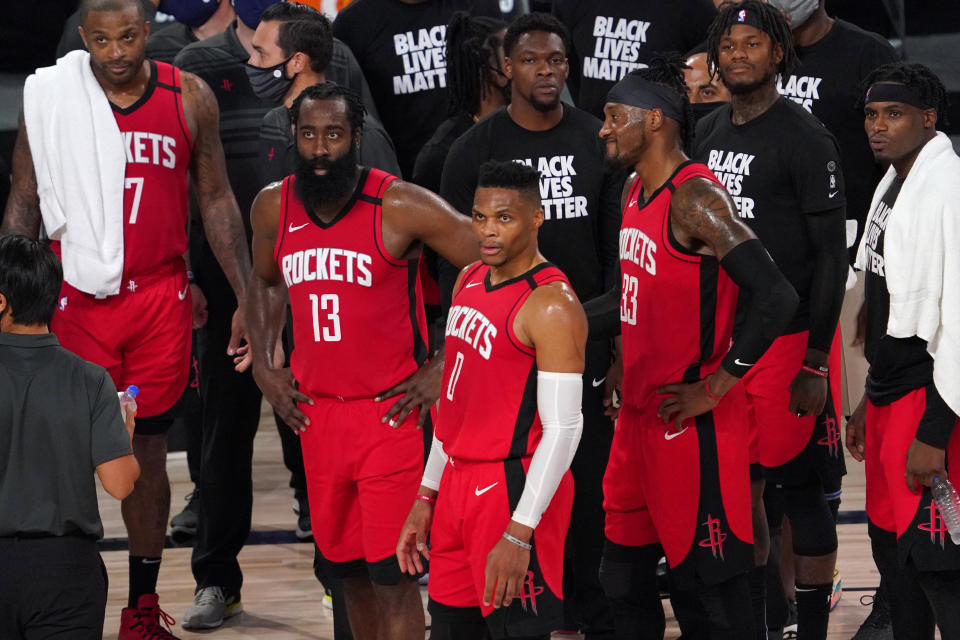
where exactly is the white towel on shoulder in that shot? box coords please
[23,50,126,298]
[855,132,960,416]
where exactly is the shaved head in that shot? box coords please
[79,0,146,26]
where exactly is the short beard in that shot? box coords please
[723,67,779,97]
[294,145,360,214]
[528,93,561,112]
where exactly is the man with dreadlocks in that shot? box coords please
[694,3,847,639]
[845,62,960,639]
[412,11,507,196]
[588,56,796,639]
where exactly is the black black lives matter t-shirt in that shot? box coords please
[862,177,933,405]
[694,98,845,333]
[333,0,502,179]
[777,19,897,263]
[552,0,715,119]
[440,106,623,301]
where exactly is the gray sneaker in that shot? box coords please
[169,490,199,544]
[182,586,242,629]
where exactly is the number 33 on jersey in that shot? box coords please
[273,168,429,400]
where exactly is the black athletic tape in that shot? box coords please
[719,239,798,377]
[607,75,685,123]
[865,83,932,111]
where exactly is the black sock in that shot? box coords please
[795,582,831,640]
[748,566,767,640]
[128,556,162,608]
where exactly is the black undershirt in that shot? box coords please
[863,176,957,447]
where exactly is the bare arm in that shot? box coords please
[97,455,141,500]
[180,71,251,301]
[657,178,797,426]
[669,176,755,260]
[0,108,42,238]
[381,180,480,269]
[245,184,313,430]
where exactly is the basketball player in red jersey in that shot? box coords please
[246,83,478,640]
[1,0,251,637]
[396,160,587,639]
[585,60,798,639]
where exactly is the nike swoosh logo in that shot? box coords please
[628,200,638,208]
[592,377,606,388]
[288,222,310,232]
[664,427,688,441]
[475,482,499,496]
[829,191,839,198]
[178,285,189,301]
[465,281,483,288]
[734,358,754,367]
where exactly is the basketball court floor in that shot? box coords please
[92,397,922,639]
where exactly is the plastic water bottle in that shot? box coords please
[119,385,139,422]
[931,476,960,545]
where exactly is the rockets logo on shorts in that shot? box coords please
[817,415,842,458]
[918,503,949,549]
[698,514,728,560]
[517,570,545,615]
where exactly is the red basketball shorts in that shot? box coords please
[603,386,754,584]
[50,262,191,418]
[428,456,573,635]
[298,396,423,565]
[743,330,832,469]
[865,388,960,536]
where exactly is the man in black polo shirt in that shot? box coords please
[0,235,140,639]
[440,13,623,638]
[172,0,274,628]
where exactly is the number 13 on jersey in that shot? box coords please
[309,293,341,341]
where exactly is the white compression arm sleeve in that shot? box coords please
[512,371,584,528]
[420,433,448,492]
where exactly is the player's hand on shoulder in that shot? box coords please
[375,356,442,429]
[253,366,313,433]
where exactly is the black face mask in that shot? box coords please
[294,143,360,214]
[245,56,295,104]
[691,100,726,124]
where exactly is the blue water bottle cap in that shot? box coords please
[126,385,140,398]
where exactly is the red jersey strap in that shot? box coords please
[505,263,569,357]
[626,173,643,207]
[366,168,405,266]
[665,161,720,192]
[660,161,723,263]
[273,176,294,263]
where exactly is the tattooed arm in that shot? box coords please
[0,108,42,238]
[657,177,798,428]
[180,71,252,354]
[180,71,251,306]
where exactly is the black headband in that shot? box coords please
[864,82,932,111]
[607,75,685,124]
[731,7,766,33]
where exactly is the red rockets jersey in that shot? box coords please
[619,162,739,409]
[52,61,192,280]
[274,168,428,399]
[437,262,569,461]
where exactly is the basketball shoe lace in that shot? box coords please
[132,603,179,639]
